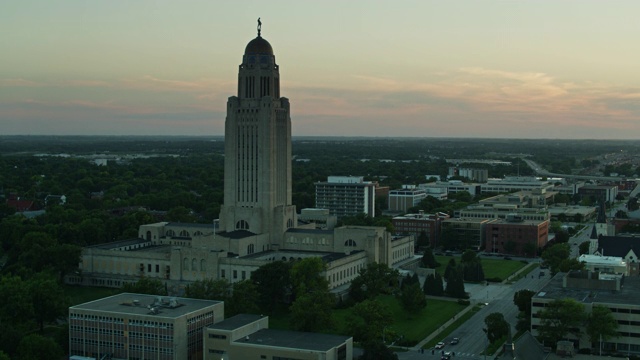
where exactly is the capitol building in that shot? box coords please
[69,25,414,293]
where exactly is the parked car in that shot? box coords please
[435,342,445,349]
[450,337,459,345]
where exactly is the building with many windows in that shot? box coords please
[440,218,497,251]
[315,176,376,218]
[578,185,619,204]
[484,217,549,257]
[481,176,554,194]
[388,186,427,212]
[392,211,450,248]
[531,271,640,356]
[69,293,224,360]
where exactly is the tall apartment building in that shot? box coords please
[449,167,488,183]
[315,176,376,218]
[388,186,427,212]
[69,293,224,360]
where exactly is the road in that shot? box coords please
[523,159,625,182]
[396,268,553,360]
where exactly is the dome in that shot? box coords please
[244,36,273,55]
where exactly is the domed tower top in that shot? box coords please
[244,17,273,55]
[238,18,280,99]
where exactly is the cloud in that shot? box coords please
[1,69,639,138]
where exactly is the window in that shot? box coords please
[242,271,246,280]
[221,270,225,278]
[233,270,237,279]
[235,220,249,230]
[155,264,159,273]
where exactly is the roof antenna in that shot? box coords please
[257,17,262,37]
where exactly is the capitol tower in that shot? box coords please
[218,20,297,245]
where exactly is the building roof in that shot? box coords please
[217,229,257,239]
[597,235,640,257]
[245,36,273,55]
[578,254,626,266]
[87,238,150,250]
[208,314,264,331]
[237,328,350,351]
[70,293,221,319]
[534,272,640,305]
[286,228,334,235]
[166,222,216,229]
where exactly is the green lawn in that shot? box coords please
[270,294,466,346]
[434,255,528,281]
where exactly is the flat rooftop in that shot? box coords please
[70,293,221,319]
[208,314,263,331]
[237,328,350,351]
[535,273,640,305]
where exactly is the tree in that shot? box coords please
[28,273,69,332]
[185,278,230,301]
[251,261,292,312]
[420,247,438,268]
[289,258,335,332]
[417,231,429,249]
[444,258,457,281]
[358,340,398,360]
[290,257,328,297]
[538,298,585,345]
[541,243,571,275]
[15,334,63,360]
[347,299,394,345]
[122,276,167,296]
[400,273,419,290]
[554,230,570,243]
[484,312,510,344]
[513,289,535,315]
[558,258,586,273]
[289,289,335,332]
[226,280,260,317]
[445,265,466,298]
[348,262,399,302]
[399,282,426,315]
[462,261,484,282]
[0,275,35,326]
[578,241,590,255]
[422,273,444,296]
[513,289,535,333]
[586,305,618,348]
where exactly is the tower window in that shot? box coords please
[236,220,249,230]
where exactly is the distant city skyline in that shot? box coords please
[2,1,639,139]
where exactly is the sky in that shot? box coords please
[2,1,640,139]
